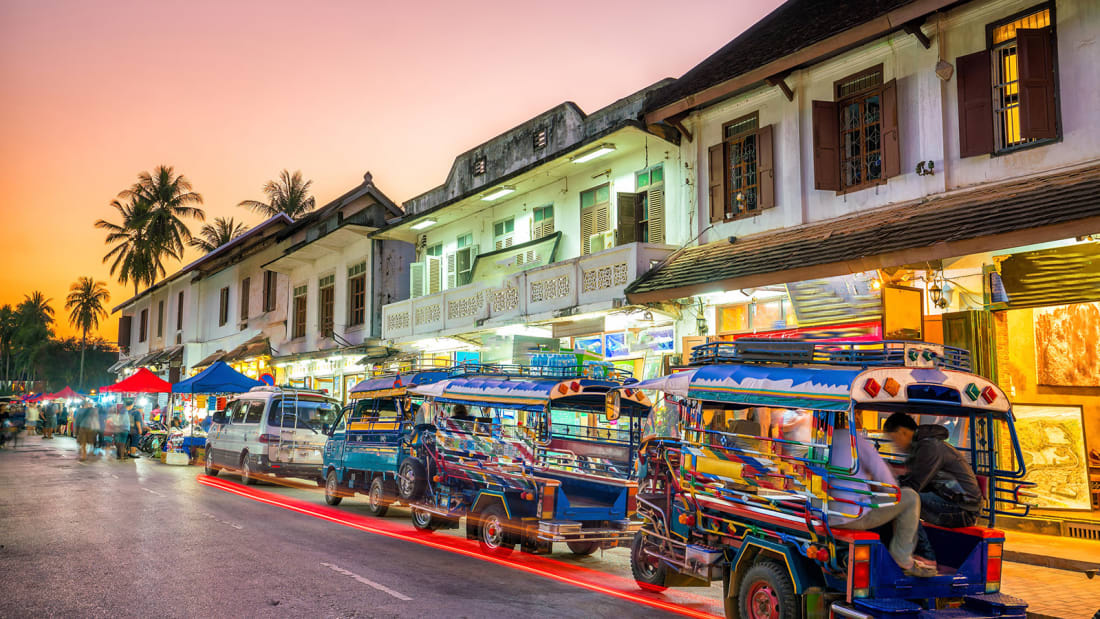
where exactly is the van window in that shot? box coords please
[231,401,248,424]
[244,401,265,424]
[270,398,340,431]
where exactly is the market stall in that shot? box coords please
[169,361,262,461]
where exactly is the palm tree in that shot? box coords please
[0,305,15,381]
[14,292,54,381]
[65,277,110,390]
[238,169,316,219]
[119,165,205,258]
[95,197,166,295]
[188,217,249,253]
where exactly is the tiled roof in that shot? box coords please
[625,164,1100,302]
[645,0,924,115]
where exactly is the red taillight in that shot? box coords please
[852,561,870,589]
[986,542,1003,591]
[986,557,1001,582]
[541,487,555,519]
[627,485,637,516]
[258,434,280,443]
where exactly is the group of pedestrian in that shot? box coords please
[73,398,146,462]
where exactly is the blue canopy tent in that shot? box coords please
[172,361,263,394]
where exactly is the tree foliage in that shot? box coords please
[238,169,315,219]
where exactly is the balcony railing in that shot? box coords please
[381,242,672,340]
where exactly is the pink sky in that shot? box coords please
[0,0,781,339]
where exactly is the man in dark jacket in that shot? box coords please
[883,413,983,528]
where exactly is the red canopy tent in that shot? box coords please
[101,368,172,393]
[51,386,80,400]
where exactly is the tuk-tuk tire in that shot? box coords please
[324,470,344,506]
[476,504,515,557]
[411,506,445,531]
[566,541,600,556]
[630,532,668,592]
[366,476,390,517]
[738,560,799,619]
[397,457,428,501]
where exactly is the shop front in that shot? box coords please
[271,347,374,404]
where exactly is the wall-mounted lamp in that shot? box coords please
[571,143,616,163]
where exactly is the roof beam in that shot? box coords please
[902,18,932,49]
[765,72,795,102]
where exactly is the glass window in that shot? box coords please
[244,401,264,424]
[722,114,760,219]
[991,7,1052,152]
[636,164,664,190]
[835,67,884,191]
[426,243,443,257]
[292,285,307,339]
[269,398,340,430]
[718,305,749,334]
[493,217,515,249]
[231,401,247,423]
[318,274,335,337]
[457,233,473,249]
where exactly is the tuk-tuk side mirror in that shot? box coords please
[606,391,621,422]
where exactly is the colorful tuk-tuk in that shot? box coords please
[612,339,1031,619]
[321,368,453,513]
[397,363,650,556]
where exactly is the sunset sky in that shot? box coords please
[0,0,781,340]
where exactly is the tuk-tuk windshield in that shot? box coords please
[351,396,401,420]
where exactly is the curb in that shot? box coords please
[1005,549,1100,574]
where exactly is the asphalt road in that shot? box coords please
[0,435,683,619]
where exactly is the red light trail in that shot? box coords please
[197,474,721,618]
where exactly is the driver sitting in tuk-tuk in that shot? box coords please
[828,412,937,578]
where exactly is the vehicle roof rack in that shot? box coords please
[448,362,634,382]
[689,339,972,372]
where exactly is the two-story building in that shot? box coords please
[263,172,410,400]
[375,84,686,378]
[111,214,294,385]
[627,0,1100,514]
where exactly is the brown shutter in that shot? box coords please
[647,188,665,244]
[707,142,727,222]
[956,50,995,158]
[756,125,775,209]
[615,192,638,245]
[812,101,840,191]
[118,316,132,352]
[881,79,901,178]
[1017,28,1058,140]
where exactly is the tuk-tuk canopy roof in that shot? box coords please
[630,364,1012,416]
[349,370,452,398]
[412,376,642,414]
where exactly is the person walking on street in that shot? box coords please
[96,404,109,453]
[126,400,144,458]
[111,404,131,461]
[75,401,99,461]
[42,402,56,439]
[25,403,39,435]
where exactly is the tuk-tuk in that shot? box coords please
[611,340,1031,619]
[321,368,453,513]
[398,363,650,556]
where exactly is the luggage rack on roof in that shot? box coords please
[689,339,972,371]
[448,362,634,382]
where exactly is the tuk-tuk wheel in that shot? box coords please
[397,457,428,501]
[630,532,668,592]
[566,541,600,556]
[738,560,798,619]
[366,477,390,517]
[411,506,444,532]
[324,470,343,506]
[476,505,515,557]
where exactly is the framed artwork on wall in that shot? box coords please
[1012,404,1091,510]
[1034,302,1100,387]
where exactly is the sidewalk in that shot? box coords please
[1004,530,1100,574]
[1003,561,1100,619]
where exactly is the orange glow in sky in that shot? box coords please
[0,0,781,340]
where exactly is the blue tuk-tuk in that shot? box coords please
[397,363,651,556]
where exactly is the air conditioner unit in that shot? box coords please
[410,262,426,298]
[455,245,478,287]
[587,230,614,254]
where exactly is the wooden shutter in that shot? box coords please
[118,316,132,352]
[427,256,442,294]
[956,50,995,158]
[756,125,775,209]
[446,253,457,289]
[1017,28,1058,140]
[410,262,425,298]
[881,79,901,178]
[616,192,638,245]
[581,207,595,255]
[707,143,727,222]
[595,203,610,234]
[647,188,665,244]
[240,277,250,322]
[812,100,840,191]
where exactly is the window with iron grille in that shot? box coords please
[835,66,884,191]
[292,285,307,339]
[218,287,229,326]
[347,262,366,328]
[990,6,1054,153]
[723,113,760,218]
[318,274,335,337]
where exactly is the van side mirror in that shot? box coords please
[212,411,227,425]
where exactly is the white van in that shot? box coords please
[203,386,340,484]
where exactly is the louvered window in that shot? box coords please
[580,184,611,255]
[635,165,665,244]
[318,275,335,338]
[493,217,515,250]
[347,261,366,327]
[292,285,307,339]
[532,205,554,239]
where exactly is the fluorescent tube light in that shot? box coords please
[410,219,436,230]
[571,143,616,163]
[481,186,516,201]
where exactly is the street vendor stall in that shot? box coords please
[169,361,262,460]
